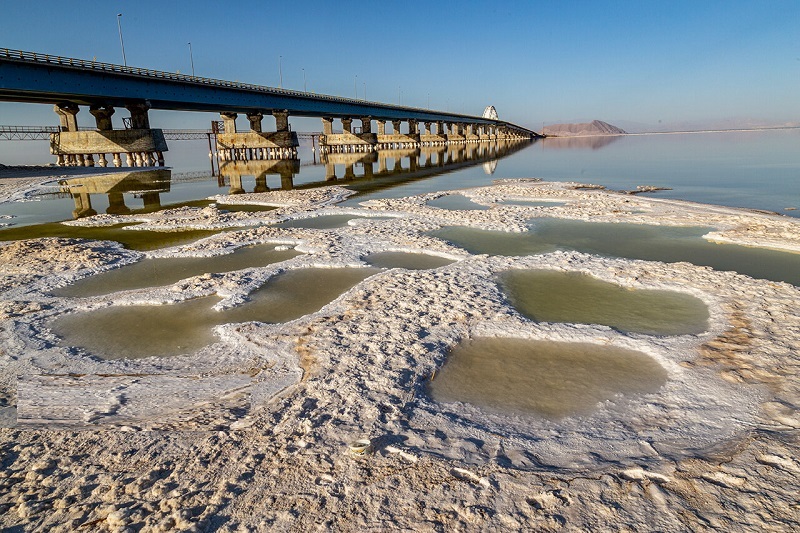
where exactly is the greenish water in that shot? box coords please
[0,222,221,251]
[53,245,300,297]
[429,218,800,286]
[427,194,490,211]
[498,270,709,335]
[428,337,668,419]
[51,267,380,359]
[363,252,455,270]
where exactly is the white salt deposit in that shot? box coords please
[1,178,798,530]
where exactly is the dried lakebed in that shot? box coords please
[1,179,799,531]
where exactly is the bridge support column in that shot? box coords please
[247,112,263,133]
[377,120,386,136]
[51,102,167,168]
[341,118,353,134]
[216,110,299,163]
[54,103,80,132]
[126,103,152,129]
[89,105,115,131]
[273,110,290,133]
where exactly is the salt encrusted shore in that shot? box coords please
[1,179,798,531]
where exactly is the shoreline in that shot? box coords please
[1,179,798,530]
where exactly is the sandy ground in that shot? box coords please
[1,177,799,531]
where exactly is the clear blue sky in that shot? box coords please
[0,0,798,131]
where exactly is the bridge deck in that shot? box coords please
[0,49,537,135]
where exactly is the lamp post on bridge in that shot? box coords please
[116,14,127,67]
[354,75,358,99]
[279,55,283,88]
[187,42,195,76]
[302,68,306,92]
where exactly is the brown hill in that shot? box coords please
[543,120,627,137]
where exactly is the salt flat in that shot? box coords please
[1,178,798,531]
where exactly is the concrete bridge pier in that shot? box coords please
[319,116,376,152]
[50,102,168,168]
[216,109,299,161]
[447,123,466,144]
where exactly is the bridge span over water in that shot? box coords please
[0,48,539,168]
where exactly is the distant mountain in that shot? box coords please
[543,120,626,137]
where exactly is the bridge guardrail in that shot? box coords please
[0,48,489,123]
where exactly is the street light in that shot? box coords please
[116,14,127,66]
[363,82,366,101]
[302,68,306,92]
[354,75,358,99]
[187,42,195,76]
[279,55,283,88]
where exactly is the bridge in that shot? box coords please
[0,48,539,168]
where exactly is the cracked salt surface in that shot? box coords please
[1,179,799,530]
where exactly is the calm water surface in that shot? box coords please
[431,219,800,286]
[3,130,798,229]
[52,267,379,359]
[53,245,300,297]
[428,337,668,419]
[498,270,709,335]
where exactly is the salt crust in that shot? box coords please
[1,179,798,530]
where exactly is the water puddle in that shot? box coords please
[51,267,379,359]
[53,245,301,297]
[498,270,709,335]
[363,252,455,270]
[428,337,668,419]
[0,222,221,251]
[219,204,279,213]
[429,218,800,286]
[275,214,387,229]
[427,194,490,211]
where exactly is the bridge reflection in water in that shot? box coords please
[218,137,532,196]
[56,137,533,219]
[59,169,171,219]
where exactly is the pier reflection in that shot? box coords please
[213,138,532,197]
[59,169,171,218]
[312,138,532,195]
[6,138,533,228]
[217,158,300,194]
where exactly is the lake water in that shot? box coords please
[1,129,798,229]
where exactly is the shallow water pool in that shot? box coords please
[53,245,301,297]
[51,267,380,359]
[363,252,455,270]
[429,218,800,286]
[428,337,668,419]
[498,270,709,335]
[427,194,490,211]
